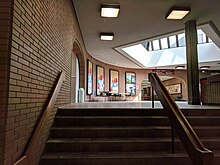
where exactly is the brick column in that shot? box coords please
[185,20,200,105]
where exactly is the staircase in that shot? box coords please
[40,107,220,165]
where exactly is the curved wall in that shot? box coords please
[85,55,188,101]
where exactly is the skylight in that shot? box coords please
[120,29,220,69]
[122,44,151,67]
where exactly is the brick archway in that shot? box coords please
[73,39,85,89]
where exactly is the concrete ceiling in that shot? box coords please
[72,0,220,69]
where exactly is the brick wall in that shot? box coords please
[0,0,14,164]
[2,0,86,164]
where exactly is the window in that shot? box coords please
[169,35,177,48]
[160,37,168,49]
[125,72,136,96]
[149,41,153,51]
[109,70,119,93]
[177,33,186,47]
[96,66,104,96]
[197,29,206,44]
[152,39,160,50]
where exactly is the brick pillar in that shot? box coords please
[185,20,200,105]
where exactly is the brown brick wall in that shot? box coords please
[3,0,86,164]
[0,0,14,164]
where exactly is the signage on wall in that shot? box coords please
[152,69,175,75]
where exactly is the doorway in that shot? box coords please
[71,54,80,103]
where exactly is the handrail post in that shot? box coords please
[171,123,175,153]
[151,86,154,108]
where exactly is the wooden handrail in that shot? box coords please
[13,71,65,165]
[148,72,213,165]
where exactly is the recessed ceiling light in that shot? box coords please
[166,7,191,20]
[100,33,114,41]
[101,4,120,18]
[200,66,210,70]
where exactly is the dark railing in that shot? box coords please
[13,71,65,165]
[149,72,213,165]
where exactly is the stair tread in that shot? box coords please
[51,125,220,129]
[47,137,174,143]
[55,116,168,119]
[55,115,220,119]
[47,137,220,143]
[41,152,190,159]
[51,126,171,130]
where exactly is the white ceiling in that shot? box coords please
[72,0,220,69]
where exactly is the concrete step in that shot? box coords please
[45,137,183,153]
[57,108,166,116]
[57,108,220,116]
[45,137,220,153]
[53,116,170,127]
[53,116,220,127]
[40,152,193,165]
[50,126,220,139]
[49,126,172,138]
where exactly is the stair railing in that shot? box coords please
[13,71,65,165]
[148,72,213,165]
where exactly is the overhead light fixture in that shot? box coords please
[175,65,185,69]
[101,4,120,18]
[100,33,114,41]
[166,7,191,20]
[200,66,210,70]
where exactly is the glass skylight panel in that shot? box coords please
[152,40,160,50]
[178,33,186,47]
[169,35,177,48]
[197,29,206,44]
[149,42,153,51]
[122,44,151,66]
[119,26,220,69]
[160,38,168,49]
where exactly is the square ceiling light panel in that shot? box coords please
[166,7,191,20]
[101,4,120,18]
[100,33,114,41]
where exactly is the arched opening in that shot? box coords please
[71,39,85,103]
[140,75,188,101]
[71,54,79,103]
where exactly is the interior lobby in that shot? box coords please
[1,0,220,165]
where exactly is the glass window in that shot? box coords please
[169,35,177,48]
[152,39,160,50]
[149,41,153,51]
[178,33,186,47]
[197,29,206,44]
[160,37,168,49]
